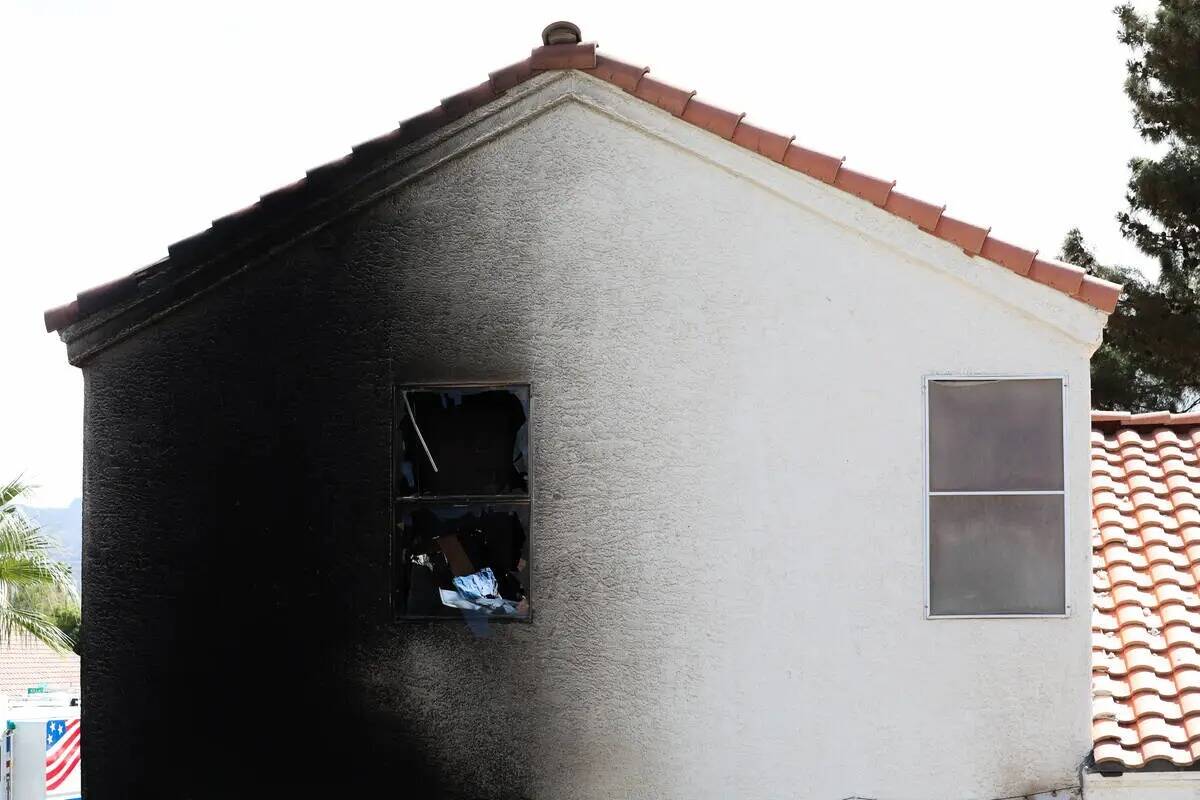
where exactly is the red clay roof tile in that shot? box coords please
[1029,257,1086,296]
[730,121,792,162]
[440,80,499,120]
[0,638,79,697]
[583,54,647,93]
[530,42,597,70]
[1097,412,1200,427]
[979,236,1037,276]
[43,26,1124,334]
[1092,412,1200,769]
[832,167,895,207]
[304,153,355,183]
[395,106,453,145]
[680,97,744,139]
[632,75,695,116]
[782,144,844,184]
[489,59,535,93]
[43,301,79,333]
[883,191,944,232]
[933,215,990,255]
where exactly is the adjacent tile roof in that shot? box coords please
[43,23,1122,337]
[1092,410,1200,769]
[0,637,80,698]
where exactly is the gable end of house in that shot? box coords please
[44,22,1122,365]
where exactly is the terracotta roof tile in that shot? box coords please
[933,215,990,255]
[680,97,744,139]
[43,26,1124,335]
[583,54,647,93]
[0,637,79,697]
[75,275,139,315]
[1092,412,1200,769]
[1078,275,1123,314]
[488,59,536,93]
[1096,412,1200,428]
[439,80,500,120]
[978,236,1037,276]
[1029,257,1086,296]
[42,301,79,333]
[884,191,944,232]
[730,121,793,162]
[833,167,895,207]
[632,74,695,116]
[782,144,844,184]
[530,42,597,70]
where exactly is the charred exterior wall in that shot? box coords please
[77,74,1102,799]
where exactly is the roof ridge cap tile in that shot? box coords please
[43,38,1124,333]
[529,42,597,71]
[1094,411,1200,428]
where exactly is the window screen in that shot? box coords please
[394,385,530,620]
[926,378,1067,616]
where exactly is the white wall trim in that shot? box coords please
[1084,769,1200,799]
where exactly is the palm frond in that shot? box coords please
[0,478,77,603]
[0,476,76,652]
[0,475,33,515]
[0,556,76,595]
[0,513,55,556]
[0,605,75,653]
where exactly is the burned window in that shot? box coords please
[925,377,1067,617]
[394,385,531,620]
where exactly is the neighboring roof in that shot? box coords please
[44,21,1122,342]
[1091,410,1200,769]
[0,637,80,698]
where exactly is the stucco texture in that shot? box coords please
[77,74,1102,799]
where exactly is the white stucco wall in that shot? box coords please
[347,72,1107,799]
[1085,771,1200,799]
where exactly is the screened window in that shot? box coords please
[926,377,1067,617]
[394,384,531,620]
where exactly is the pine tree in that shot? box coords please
[1071,2,1200,411]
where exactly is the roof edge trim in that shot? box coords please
[44,39,1123,345]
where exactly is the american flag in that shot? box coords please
[44,718,81,792]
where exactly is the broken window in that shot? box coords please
[925,377,1067,617]
[394,385,531,620]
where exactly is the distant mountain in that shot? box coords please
[20,498,82,587]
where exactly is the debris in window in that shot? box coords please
[436,533,475,577]
[396,505,529,619]
[437,567,522,615]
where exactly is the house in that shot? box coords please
[45,20,1125,799]
[1087,411,1200,799]
[0,637,80,701]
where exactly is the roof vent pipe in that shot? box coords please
[542,21,581,46]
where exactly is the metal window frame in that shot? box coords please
[922,374,1071,620]
[390,381,534,623]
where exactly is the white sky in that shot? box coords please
[0,0,1160,506]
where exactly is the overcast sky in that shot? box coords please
[1,0,1160,506]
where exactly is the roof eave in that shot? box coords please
[43,33,1124,352]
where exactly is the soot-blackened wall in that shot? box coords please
[77,75,1100,800]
